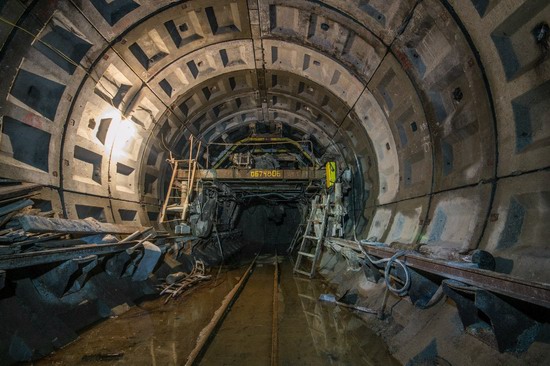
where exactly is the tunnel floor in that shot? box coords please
[38,256,398,365]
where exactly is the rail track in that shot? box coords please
[185,251,280,366]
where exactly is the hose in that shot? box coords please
[347,160,410,297]
[357,242,411,297]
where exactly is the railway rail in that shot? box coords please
[186,251,280,366]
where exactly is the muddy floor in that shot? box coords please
[38,256,398,365]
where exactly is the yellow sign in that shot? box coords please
[249,170,282,178]
[326,162,336,188]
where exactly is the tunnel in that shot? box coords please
[0,0,549,364]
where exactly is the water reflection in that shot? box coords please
[38,259,397,366]
[38,268,244,366]
[279,261,399,366]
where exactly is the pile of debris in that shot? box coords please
[0,180,150,253]
[159,259,211,302]
[0,180,56,255]
[1,180,216,297]
[0,180,167,292]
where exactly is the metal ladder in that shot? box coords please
[293,195,329,278]
[287,222,305,254]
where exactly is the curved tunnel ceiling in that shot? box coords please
[0,0,549,282]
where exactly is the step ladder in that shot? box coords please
[293,195,329,278]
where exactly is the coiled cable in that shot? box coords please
[356,239,411,296]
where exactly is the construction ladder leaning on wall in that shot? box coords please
[293,195,330,278]
[159,136,202,223]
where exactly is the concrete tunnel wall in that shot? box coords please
[0,0,549,282]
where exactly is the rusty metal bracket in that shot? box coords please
[405,268,441,309]
[443,280,541,353]
[362,257,381,283]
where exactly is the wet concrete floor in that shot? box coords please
[38,257,399,365]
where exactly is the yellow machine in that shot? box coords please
[325,162,336,188]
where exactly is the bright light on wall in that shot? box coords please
[112,118,137,160]
[97,106,138,160]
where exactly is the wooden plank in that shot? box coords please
[18,215,143,235]
[0,182,41,201]
[185,253,259,366]
[0,199,33,216]
[119,227,153,243]
[0,211,16,228]
[0,193,37,206]
[36,239,87,249]
[14,233,65,247]
[0,242,137,270]
[0,229,27,243]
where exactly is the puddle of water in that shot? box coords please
[201,258,399,366]
[200,263,276,366]
[38,257,398,366]
[38,267,245,366]
[278,260,399,366]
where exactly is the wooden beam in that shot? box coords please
[185,253,259,366]
[18,215,144,235]
[0,199,33,216]
[0,182,41,201]
[0,242,137,270]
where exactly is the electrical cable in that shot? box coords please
[0,16,81,70]
[348,162,411,297]
[354,238,411,296]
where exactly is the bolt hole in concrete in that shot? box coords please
[38,252,398,365]
[452,87,463,102]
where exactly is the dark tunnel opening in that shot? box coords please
[237,200,302,254]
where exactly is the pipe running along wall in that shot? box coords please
[0,0,549,282]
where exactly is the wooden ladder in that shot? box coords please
[293,195,329,278]
[159,136,202,223]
